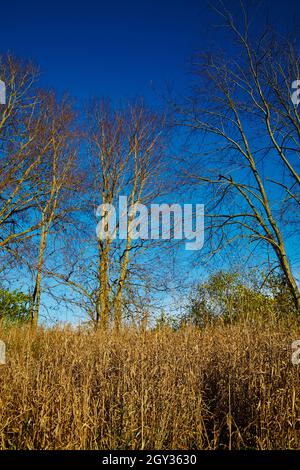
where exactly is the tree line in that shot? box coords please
[0,4,299,328]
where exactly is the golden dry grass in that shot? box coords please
[0,321,299,450]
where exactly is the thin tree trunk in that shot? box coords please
[96,241,110,329]
[30,224,47,329]
[276,243,300,312]
[114,245,130,330]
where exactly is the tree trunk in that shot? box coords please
[276,244,300,312]
[96,241,110,330]
[114,243,130,330]
[30,224,47,329]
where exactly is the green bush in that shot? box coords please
[184,270,294,327]
[0,288,30,325]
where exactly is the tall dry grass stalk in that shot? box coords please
[0,321,299,449]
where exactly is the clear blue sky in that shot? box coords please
[0,0,207,101]
[0,0,299,103]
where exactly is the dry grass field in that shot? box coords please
[0,320,299,450]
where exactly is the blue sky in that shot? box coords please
[0,0,299,103]
[0,0,208,101]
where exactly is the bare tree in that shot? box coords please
[173,4,300,311]
[85,101,165,329]
[0,56,82,326]
[0,56,49,253]
[27,93,80,328]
